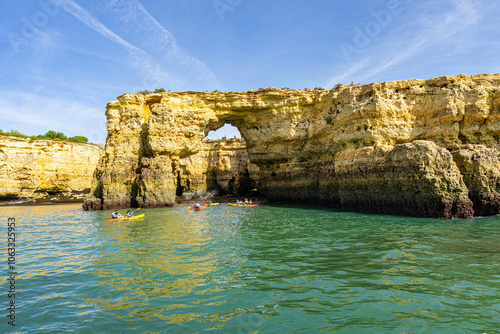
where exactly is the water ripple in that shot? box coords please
[0,204,498,333]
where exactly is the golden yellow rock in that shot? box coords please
[452,144,500,216]
[84,73,500,218]
[335,141,472,218]
[177,138,259,198]
[0,136,103,203]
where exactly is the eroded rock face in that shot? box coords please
[335,141,473,218]
[452,145,500,216]
[84,73,500,218]
[0,137,102,203]
[177,139,259,198]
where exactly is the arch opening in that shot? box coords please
[175,122,262,201]
[203,124,241,141]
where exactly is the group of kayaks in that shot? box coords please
[190,202,259,211]
[105,201,259,221]
[188,202,220,211]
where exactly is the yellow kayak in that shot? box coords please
[203,202,219,206]
[105,214,145,221]
[228,203,258,207]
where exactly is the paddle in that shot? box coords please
[126,207,141,217]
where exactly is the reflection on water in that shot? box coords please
[0,204,499,333]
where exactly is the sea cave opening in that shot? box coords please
[175,124,263,201]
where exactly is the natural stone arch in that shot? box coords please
[84,74,500,218]
[176,123,259,199]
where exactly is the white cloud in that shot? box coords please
[326,0,484,87]
[52,0,140,51]
[52,0,186,89]
[131,0,219,85]
[96,0,220,88]
[52,0,219,90]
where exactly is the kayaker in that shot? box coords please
[194,202,200,209]
[126,210,133,218]
[112,210,123,219]
[244,198,249,205]
[207,199,212,205]
[249,199,252,204]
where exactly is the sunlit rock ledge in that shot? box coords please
[84,73,500,218]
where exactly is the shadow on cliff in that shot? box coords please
[131,123,152,208]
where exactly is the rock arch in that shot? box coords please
[84,74,500,218]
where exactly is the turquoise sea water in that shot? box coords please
[0,203,499,333]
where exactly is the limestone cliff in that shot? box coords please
[84,73,500,218]
[0,136,103,203]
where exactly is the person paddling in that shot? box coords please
[126,210,133,218]
[112,210,123,219]
[194,202,200,209]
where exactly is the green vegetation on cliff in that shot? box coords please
[0,129,88,143]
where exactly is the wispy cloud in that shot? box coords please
[52,0,188,89]
[326,0,484,87]
[53,0,138,50]
[96,0,219,88]
[132,1,219,85]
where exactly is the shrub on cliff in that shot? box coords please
[1,129,89,144]
[0,129,29,138]
[68,136,88,143]
[41,130,68,141]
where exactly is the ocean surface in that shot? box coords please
[0,203,499,333]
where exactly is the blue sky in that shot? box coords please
[1,0,499,144]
